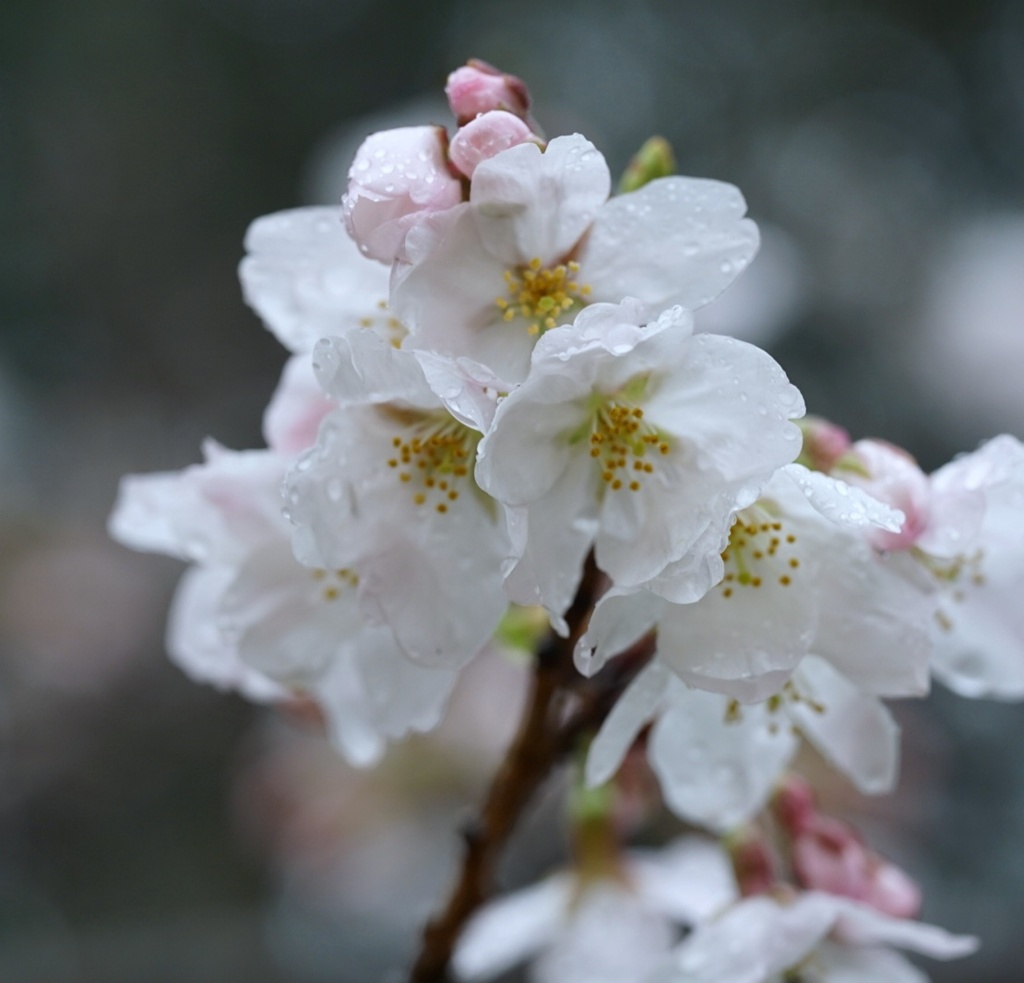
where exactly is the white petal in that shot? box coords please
[453,875,572,982]
[825,897,979,959]
[166,566,282,701]
[312,652,387,767]
[931,591,1024,699]
[532,884,676,983]
[648,894,835,983]
[585,662,671,788]
[790,657,900,795]
[313,329,436,409]
[784,463,906,532]
[109,446,287,565]
[319,627,457,766]
[655,561,818,703]
[929,454,1024,698]
[814,942,929,983]
[629,837,738,923]
[498,451,599,622]
[757,473,934,698]
[476,377,591,507]
[350,625,458,739]
[470,134,611,265]
[582,176,760,312]
[643,333,805,488]
[262,354,334,456]
[239,207,391,353]
[574,589,665,677]
[414,351,505,432]
[357,528,508,669]
[648,682,798,832]
[807,539,933,699]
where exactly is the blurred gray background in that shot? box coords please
[1,0,1023,980]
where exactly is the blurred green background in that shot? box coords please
[1,0,1023,979]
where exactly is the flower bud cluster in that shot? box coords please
[343,61,544,264]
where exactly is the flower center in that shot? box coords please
[358,298,407,348]
[718,511,801,597]
[312,567,358,602]
[383,409,480,514]
[495,257,592,335]
[918,548,986,633]
[585,401,669,493]
[725,680,825,733]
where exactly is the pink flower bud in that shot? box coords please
[792,814,922,919]
[446,60,532,125]
[772,774,817,836]
[798,416,851,472]
[729,830,777,897]
[342,125,463,264]
[448,110,540,178]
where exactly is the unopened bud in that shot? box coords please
[772,774,817,835]
[618,136,676,194]
[446,59,532,125]
[449,110,541,178]
[342,125,462,264]
[797,416,852,473]
[728,828,776,896]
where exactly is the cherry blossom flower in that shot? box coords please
[577,466,932,830]
[475,300,805,624]
[453,838,735,983]
[109,442,286,701]
[391,133,760,383]
[646,891,977,983]
[109,364,458,766]
[839,435,1024,698]
[284,327,510,668]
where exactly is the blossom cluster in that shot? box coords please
[109,60,1024,981]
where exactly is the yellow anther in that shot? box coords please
[496,257,593,335]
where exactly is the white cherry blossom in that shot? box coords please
[475,301,805,624]
[578,466,932,829]
[578,464,927,695]
[645,891,977,983]
[840,435,1024,698]
[284,328,510,668]
[109,365,457,766]
[453,838,735,983]
[392,133,760,383]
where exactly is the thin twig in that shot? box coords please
[407,558,603,983]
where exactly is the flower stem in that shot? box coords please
[407,558,604,983]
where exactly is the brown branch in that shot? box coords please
[407,558,604,983]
